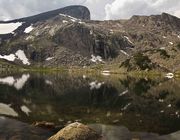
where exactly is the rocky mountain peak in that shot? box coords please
[58,5,90,20]
[160,12,180,28]
[129,12,180,31]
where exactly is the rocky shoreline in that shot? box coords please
[48,122,180,140]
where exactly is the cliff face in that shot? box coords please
[0,6,179,71]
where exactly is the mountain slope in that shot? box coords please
[0,5,90,40]
[0,6,179,71]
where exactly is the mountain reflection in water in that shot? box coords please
[0,72,179,139]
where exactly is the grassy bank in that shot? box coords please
[0,62,179,78]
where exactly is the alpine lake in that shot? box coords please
[0,71,179,140]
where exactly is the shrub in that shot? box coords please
[120,59,134,71]
[176,43,180,50]
[120,59,130,68]
[134,53,152,70]
[159,49,170,58]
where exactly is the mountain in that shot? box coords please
[0,5,90,39]
[0,6,179,72]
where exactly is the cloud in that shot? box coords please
[0,0,86,20]
[0,0,179,21]
[105,0,180,20]
[83,0,114,20]
[174,10,180,17]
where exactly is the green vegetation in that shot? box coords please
[134,53,152,70]
[158,49,170,59]
[176,43,180,50]
[120,59,133,71]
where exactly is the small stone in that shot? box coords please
[33,121,55,129]
[75,119,82,122]
[67,121,72,124]
[113,120,119,123]
[160,110,164,113]
[106,111,111,117]
[158,99,164,103]
[167,104,172,108]
[58,118,64,122]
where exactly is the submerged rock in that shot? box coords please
[89,124,132,140]
[0,117,52,140]
[33,121,56,129]
[48,122,100,140]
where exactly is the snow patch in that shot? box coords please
[46,57,54,61]
[62,20,68,23]
[124,36,133,44]
[21,105,31,116]
[78,21,85,24]
[165,73,174,79]
[15,50,30,65]
[83,75,87,79]
[167,104,172,108]
[110,29,114,34]
[67,15,78,21]
[158,99,164,103]
[0,22,22,34]
[102,70,110,73]
[102,70,110,76]
[119,90,128,97]
[25,35,34,41]
[24,25,34,33]
[163,36,167,39]
[169,42,173,45]
[14,74,30,90]
[45,80,53,85]
[160,110,164,113]
[89,81,104,90]
[0,50,30,65]
[0,103,18,117]
[59,13,67,17]
[121,103,131,111]
[0,74,30,90]
[59,13,80,23]
[90,55,104,63]
[90,30,93,35]
[102,73,110,76]
[0,54,16,61]
[70,19,76,22]
[0,76,15,86]
[160,47,165,50]
[120,50,129,56]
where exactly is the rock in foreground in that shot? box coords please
[48,122,100,140]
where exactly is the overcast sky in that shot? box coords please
[0,0,180,21]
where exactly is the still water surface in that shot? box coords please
[0,72,179,139]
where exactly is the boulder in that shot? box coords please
[48,122,100,140]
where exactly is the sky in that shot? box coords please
[0,0,180,21]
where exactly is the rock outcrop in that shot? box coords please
[48,122,100,140]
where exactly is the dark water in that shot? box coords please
[0,72,179,139]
